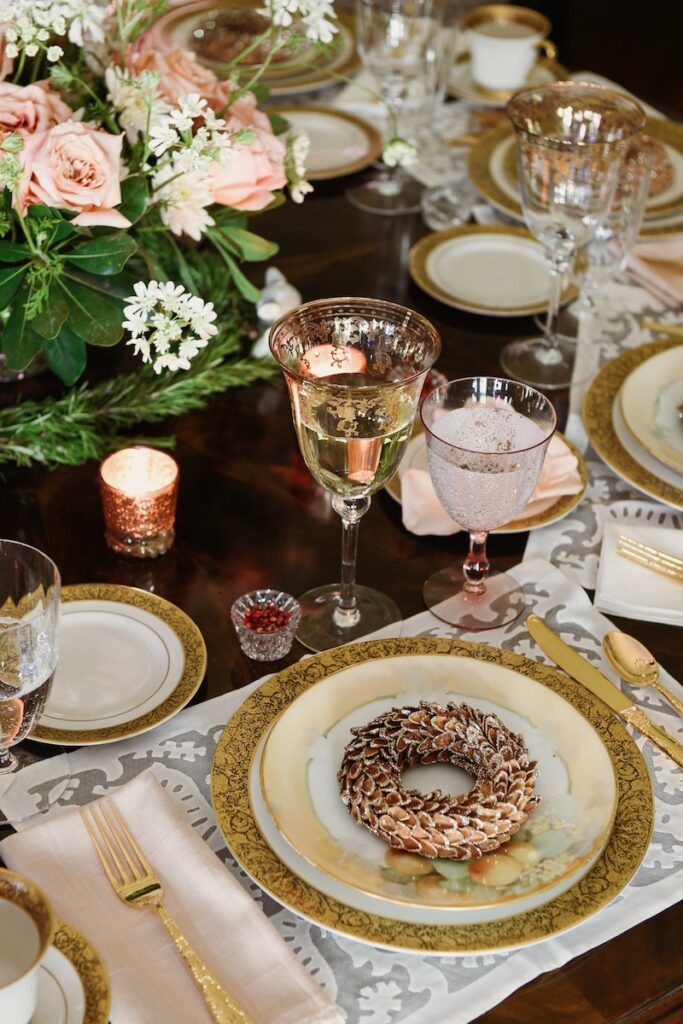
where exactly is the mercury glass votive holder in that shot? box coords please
[231,590,301,661]
[99,447,179,559]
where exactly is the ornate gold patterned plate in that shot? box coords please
[409,225,577,316]
[583,340,683,512]
[211,637,652,954]
[385,427,587,532]
[37,920,110,1024]
[619,346,683,473]
[272,107,382,179]
[33,584,206,745]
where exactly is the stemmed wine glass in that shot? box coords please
[346,0,445,216]
[500,83,646,390]
[270,297,441,652]
[0,540,63,823]
[421,377,556,630]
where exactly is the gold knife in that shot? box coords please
[527,615,683,770]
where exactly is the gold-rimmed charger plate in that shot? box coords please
[583,340,683,511]
[47,920,110,1024]
[33,584,206,745]
[385,426,587,532]
[211,637,652,954]
[272,107,382,179]
[409,225,577,316]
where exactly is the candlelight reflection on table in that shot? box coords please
[99,447,179,559]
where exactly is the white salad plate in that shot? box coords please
[274,107,382,179]
[619,345,683,473]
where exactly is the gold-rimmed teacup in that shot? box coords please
[462,4,556,94]
[0,869,55,1024]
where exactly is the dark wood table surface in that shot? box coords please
[2,91,683,1024]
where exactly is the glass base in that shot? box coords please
[297,583,402,652]
[346,174,423,216]
[423,567,524,630]
[499,335,576,391]
[0,743,70,826]
[104,527,175,559]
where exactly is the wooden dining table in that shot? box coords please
[1,124,682,1024]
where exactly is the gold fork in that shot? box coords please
[81,800,254,1024]
[617,533,683,584]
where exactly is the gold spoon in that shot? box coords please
[603,631,683,716]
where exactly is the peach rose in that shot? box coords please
[0,81,72,137]
[17,120,130,228]
[209,127,287,212]
[131,41,224,108]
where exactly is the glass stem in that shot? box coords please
[0,746,17,774]
[540,227,575,362]
[332,495,370,629]
[463,531,489,595]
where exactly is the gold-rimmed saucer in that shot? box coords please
[45,920,110,1023]
[448,54,566,107]
[271,107,382,179]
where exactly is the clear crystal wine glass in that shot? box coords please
[421,377,556,630]
[500,83,646,390]
[346,0,445,216]
[0,540,62,823]
[270,297,441,652]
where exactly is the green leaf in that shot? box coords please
[267,112,290,136]
[217,226,279,262]
[0,263,28,310]
[44,324,86,385]
[31,282,68,339]
[27,204,62,224]
[60,278,123,347]
[65,234,137,275]
[118,176,148,224]
[250,82,270,103]
[49,220,77,246]
[2,300,43,371]
[0,242,30,263]
[216,248,261,302]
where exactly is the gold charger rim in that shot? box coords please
[32,583,207,745]
[384,425,588,532]
[467,123,522,220]
[583,339,683,511]
[618,347,683,474]
[271,106,383,179]
[210,636,653,954]
[409,224,577,315]
[53,918,111,1024]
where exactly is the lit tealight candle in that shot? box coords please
[99,447,179,558]
[298,344,367,378]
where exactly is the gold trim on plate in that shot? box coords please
[583,339,683,511]
[32,583,206,745]
[53,920,111,1024]
[210,637,653,954]
[271,106,383,179]
[409,224,577,315]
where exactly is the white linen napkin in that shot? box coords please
[400,433,584,536]
[0,770,344,1024]
[594,521,683,625]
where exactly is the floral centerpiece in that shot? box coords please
[0,0,338,465]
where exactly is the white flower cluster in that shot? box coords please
[284,129,313,204]
[105,67,171,144]
[382,136,418,168]
[123,280,218,374]
[1,0,105,62]
[260,0,338,44]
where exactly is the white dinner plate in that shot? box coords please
[409,225,576,316]
[620,346,683,473]
[612,393,683,504]
[33,584,206,745]
[273,107,382,179]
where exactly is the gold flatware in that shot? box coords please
[642,319,683,337]
[616,533,683,583]
[603,631,683,717]
[526,615,683,769]
[81,801,254,1024]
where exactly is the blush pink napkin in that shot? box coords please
[628,234,683,307]
[0,770,344,1024]
[400,433,583,536]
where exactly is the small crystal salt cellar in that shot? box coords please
[231,589,301,661]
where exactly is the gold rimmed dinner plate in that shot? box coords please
[448,55,567,107]
[151,1,358,95]
[211,637,652,955]
[583,340,683,511]
[33,584,206,746]
[42,920,110,1024]
[385,427,588,532]
[619,345,683,473]
[272,107,382,179]
[409,225,577,316]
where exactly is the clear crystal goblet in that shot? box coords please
[270,297,441,652]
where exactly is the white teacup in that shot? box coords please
[0,870,54,1024]
[463,4,556,93]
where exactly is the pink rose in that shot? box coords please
[17,120,130,228]
[131,41,224,108]
[0,81,72,137]
[209,128,287,212]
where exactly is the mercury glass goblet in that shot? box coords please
[500,83,646,390]
[421,377,556,630]
[270,298,441,652]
